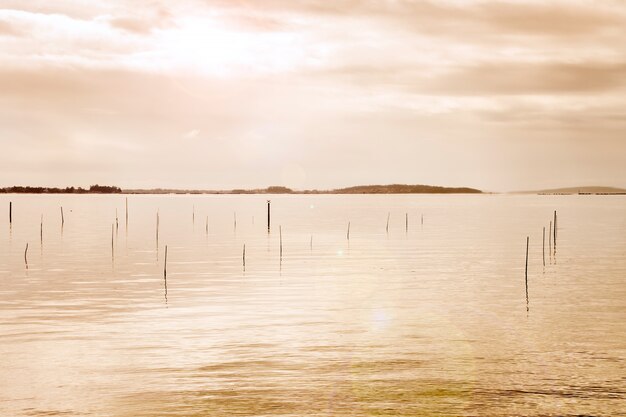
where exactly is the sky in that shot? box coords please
[0,0,625,192]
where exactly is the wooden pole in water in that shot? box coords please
[279,225,283,258]
[386,212,390,233]
[525,236,529,311]
[548,220,552,258]
[156,210,160,245]
[111,223,114,260]
[205,216,209,235]
[243,244,246,270]
[267,200,271,232]
[164,245,168,278]
[192,205,195,225]
[553,210,557,249]
[542,227,545,267]
[40,215,43,244]
[9,201,12,225]
[24,243,28,267]
[163,245,168,303]
[347,221,350,240]
[421,214,424,227]
[115,209,119,233]
[234,212,237,230]
[525,236,529,276]
[405,213,408,233]
[310,235,313,250]
[61,206,65,227]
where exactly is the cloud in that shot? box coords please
[202,0,626,38]
[477,2,624,37]
[107,17,155,34]
[106,6,175,34]
[183,129,200,139]
[221,12,293,32]
[0,8,149,70]
[312,60,626,97]
[429,62,626,95]
[0,19,21,36]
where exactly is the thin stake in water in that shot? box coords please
[549,220,552,261]
[542,226,546,268]
[310,235,313,251]
[205,216,209,235]
[386,212,390,233]
[156,210,160,246]
[405,213,408,233]
[40,214,43,245]
[163,245,168,303]
[279,225,283,258]
[24,243,28,268]
[243,244,246,270]
[525,236,529,312]
[164,245,168,278]
[111,223,114,261]
[553,210,557,254]
[60,206,64,228]
[267,200,271,233]
[347,221,350,240]
[9,201,12,224]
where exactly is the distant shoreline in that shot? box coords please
[3,185,625,195]
[535,192,626,196]
[516,186,626,195]
[1,184,483,195]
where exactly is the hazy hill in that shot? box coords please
[332,184,481,194]
[520,186,626,195]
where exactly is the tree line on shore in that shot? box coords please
[0,185,122,194]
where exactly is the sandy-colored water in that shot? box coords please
[0,194,624,416]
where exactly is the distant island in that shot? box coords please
[1,184,482,194]
[517,186,626,195]
[125,184,482,194]
[332,184,481,194]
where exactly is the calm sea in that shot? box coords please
[0,194,624,416]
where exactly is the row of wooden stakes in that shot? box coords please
[524,210,558,311]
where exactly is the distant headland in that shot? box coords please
[516,186,626,195]
[1,184,482,194]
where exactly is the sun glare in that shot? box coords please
[154,17,305,76]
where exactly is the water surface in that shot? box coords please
[0,194,624,416]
